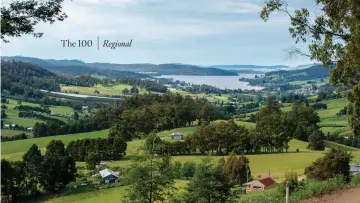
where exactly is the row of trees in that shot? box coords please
[109,94,216,141]
[124,152,251,203]
[32,102,121,137]
[15,105,51,114]
[19,111,65,125]
[66,137,127,162]
[116,77,168,93]
[1,141,77,202]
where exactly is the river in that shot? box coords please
[155,74,263,90]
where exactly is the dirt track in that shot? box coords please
[299,186,360,203]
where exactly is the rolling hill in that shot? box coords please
[3,56,238,77]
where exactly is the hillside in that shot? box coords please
[3,56,238,77]
[3,56,151,79]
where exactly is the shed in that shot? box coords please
[243,177,276,193]
[350,163,360,176]
[99,168,118,184]
[170,132,184,140]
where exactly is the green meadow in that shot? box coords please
[60,84,147,96]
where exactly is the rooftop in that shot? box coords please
[99,168,118,178]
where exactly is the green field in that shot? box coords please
[1,129,31,137]
[61,84,147,96]
[50,106,74,115]
[3,109,44,127]
[27,179,189,203]
[168,87,230,103]
[1,129,109,160]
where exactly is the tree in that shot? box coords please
[307,130,325,151]
[1,0,68,43]
[186,158,234,203]
[73,112,79,121]
[40,140,77,192]
[261,0,360,136]
[220,153,251,184]
[85,152,101,170]
[130,86,140,94]
[182,161,196,179]
[23,144,43,196]
[1,159,27,202]
[122,88,129,94]
[197,103,214,125]
[305,148,353,181]
[124,155,175,203]
[1,109,7,118]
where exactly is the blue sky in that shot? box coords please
[2,0,319,66]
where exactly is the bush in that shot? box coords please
[350,173,360,186]
[290,175,346,202]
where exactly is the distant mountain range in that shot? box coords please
[211,65,289,70]
[2,56,238,77]
[2,56,322,78]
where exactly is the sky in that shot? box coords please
[1,0,320,66]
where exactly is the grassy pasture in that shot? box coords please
[1,129,31,137]
[60,84,147,96]
[168,87,230,103]
[50,106,74,115]
[1,130,109,160]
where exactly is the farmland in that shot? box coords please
[60,84,147,96]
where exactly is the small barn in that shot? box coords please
[99,168,118,184]
[243,177,276,193]
[350,163,360,176]
[170,132,184,140]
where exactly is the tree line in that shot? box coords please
[1,141,77,202]
[15,105,51,114]
[116,77,168,93]
[109,93,217,141]
[66,137,127,162]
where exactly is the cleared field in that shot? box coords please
[50,106,74,115]
[1,129,31,137]
[214,120,256,129]
[324,141,360,151]
[168,87,230,103]
[61,84,147,96]
[1,129,109,161]
[27,179,188,203]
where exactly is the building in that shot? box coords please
[350,163,360,176]
[99,168,118,184]
[26,127,33,132]
[242,177,276,193]
[170,132,184,140]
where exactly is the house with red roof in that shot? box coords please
[242,177,276,193]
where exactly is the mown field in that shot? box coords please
[3,124,359,178]
[60,84,147,96]
[168,87,231,103]
[1,99,75,136]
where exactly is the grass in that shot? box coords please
[1,129,109,161]
[168,87,230,103]
[1,129,31,137]
[26,179,189,203]
[50,106,74,115]
[324,141,360,151]
[60,84,147,96]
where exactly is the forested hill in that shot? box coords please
[266,64,330,78]
[3,56,238,76]
[89,63,239,76]
[1,60,61,93]
[1,60,110,98]
[2,56,151,79]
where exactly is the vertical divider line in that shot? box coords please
[97,36,99,50]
